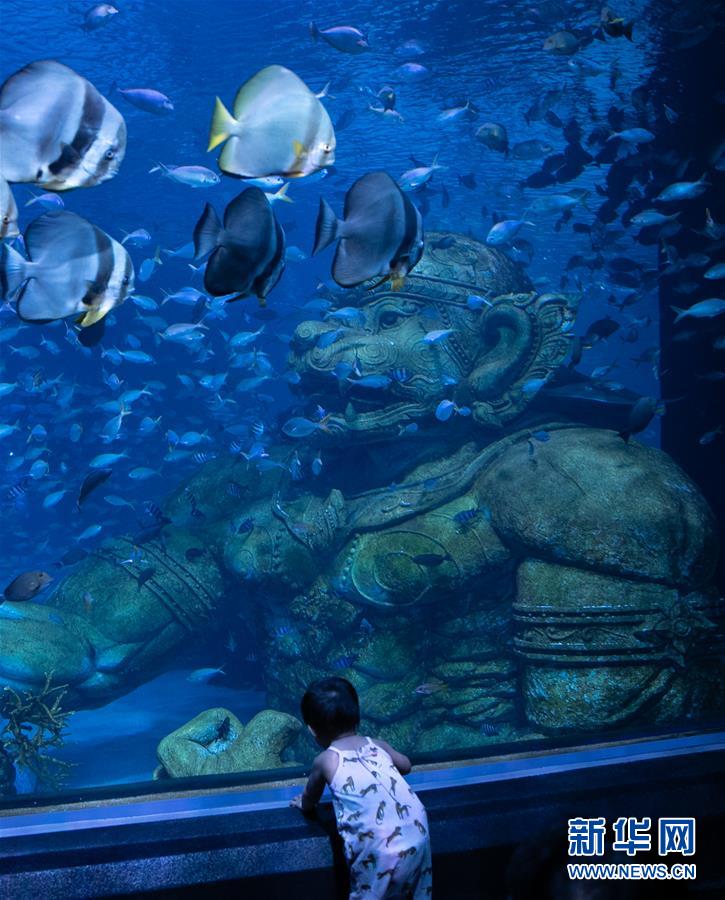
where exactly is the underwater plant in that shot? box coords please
[0,674,75,793]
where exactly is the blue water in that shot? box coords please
[1,0,722,792]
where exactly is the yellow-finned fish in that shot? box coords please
[207,65,335,179]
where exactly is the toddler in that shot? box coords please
[291,676,432,898]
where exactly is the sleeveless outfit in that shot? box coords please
[327,737,433,898]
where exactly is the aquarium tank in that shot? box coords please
[0,0,723,801]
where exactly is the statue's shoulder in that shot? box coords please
[476,426,718,588]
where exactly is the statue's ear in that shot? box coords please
[466,292,577,428]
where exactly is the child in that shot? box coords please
[290,676,433,898]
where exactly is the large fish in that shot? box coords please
[0,60,126,190]
[0,210,134,325]
[0,176,19,239]
[193,187,286,302]
[312,170,424,288]
[207,65,335,179]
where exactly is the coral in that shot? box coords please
[0,674,75,791]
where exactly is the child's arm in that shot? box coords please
[290,752,330,813]
[375,739,412,775]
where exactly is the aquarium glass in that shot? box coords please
[0,0,722,802]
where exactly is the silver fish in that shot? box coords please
[0,210,134,326]
[207,65,335,178]
[0,60,126,190]
[0,176,18,239]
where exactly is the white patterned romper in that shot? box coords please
[328,737,433,898]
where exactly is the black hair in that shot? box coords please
[301,676,360,736]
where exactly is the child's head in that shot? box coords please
[301,676,360,745]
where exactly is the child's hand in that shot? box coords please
[289,793,304,809]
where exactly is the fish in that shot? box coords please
[411,552,452,567]
[3,571,53,602]
[1,210,134,326]
[193,187,286,302]
[543,31,580,54]
[312,171,424,288]
[149,162,219,187]
[395,63,431,81]
[704,263,725,280]
[113,85,174,114]
[187,666,225,683]
[83,3,119,30]
[607,128,654,144]
[0,176,19,239]
[136,567,156,589]
[413,679,448,696]
[77,468,113,508]
[121,228,153,247]
[671,299,725,322]
[619,397,659,443]
[207,65,335,179]
[630,209,679,227]
[699,426,722,446]
[510,140,554,160]
[398,155,446,192]
[0,60,126,189]
[486,220,534,246]
[600,6,634,40]
[309,22,369,53]
[435,399,470,421]
[475,122,508,154]
[185,547,204,561]
[282,416,330,438]
[656,175,708,203]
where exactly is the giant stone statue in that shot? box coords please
[1,235,721,757]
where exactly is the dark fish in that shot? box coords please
[142,500,166,523]
[441,186,450,208]
[335,108,356,131]
[136,567,156,589]
[5,477,30,502]
[236,516,254,534]
[585,317,620,342]
[412,552,452,567]
[313,171,424,288]
[185,547,204,561]
[608,256,640,273]
[77,316,107,347]
[0,60,126,190]
[226,481,244,497]
[55,547,89,568]
[453,508,480,524]
[609,270,640,289]
[600,6,634,40]
[544,109,563,128]
[331,654,357,670]
[458,173,477,190]
[619,397,658,443]
[193,187,286,302]
[77,468,112,510]
[2,211,134,326]
[431,235,455,250]
[521,170,557,190]
[133,522,166,544]
[3,571,53,602]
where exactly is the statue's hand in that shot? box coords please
[0,601,103,700]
